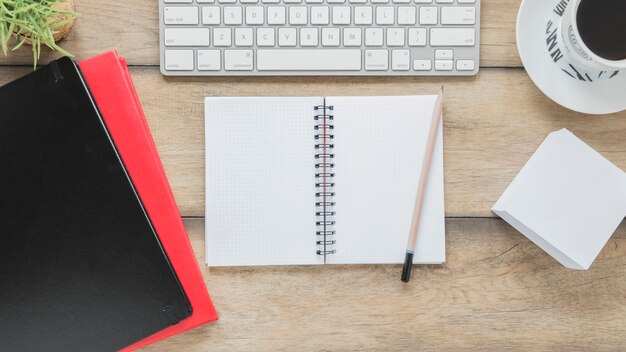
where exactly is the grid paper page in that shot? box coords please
[205,97,322,266]
[327,96,446,264]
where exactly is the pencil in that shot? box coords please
[401,88,444,283]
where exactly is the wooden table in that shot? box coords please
[2,0,626,350]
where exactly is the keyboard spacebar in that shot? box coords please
[257,50,362,71]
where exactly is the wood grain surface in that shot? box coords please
[2,0,626,350]
[143,219,626,351]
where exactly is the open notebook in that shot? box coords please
[205,96,445,266]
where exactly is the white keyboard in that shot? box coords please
[159,0,480,76]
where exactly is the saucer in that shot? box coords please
[516,0,626,114]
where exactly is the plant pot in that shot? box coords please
[16,0,76,45]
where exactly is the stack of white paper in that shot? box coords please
[492,129,626,270]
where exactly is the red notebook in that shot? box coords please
[79,51,218,351]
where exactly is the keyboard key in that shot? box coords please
[246,7,264,25]
[349,0,367,4]
[257,50,362,70]
[456,59,475,70]
[278,28,297,46]
[386,28,405,46]
[164,7,198,25]
[311,6,330,25]
[262,0,280,3]
[393,0,411,3]
[332,7,351,24]
[224,7,242,25]
[235,28,254,46]
[267,7,286,25]
[397,6,416,25]
[365,28,383,46]
[300,28,319,46]
[408,27,427,46]
[435,49,453,59]
[213,28,232,46]
[328,0,346,3]
[458,0,476,3]
[289,7,308,25]
[218,0,236,3]
[164,28,210,46]
[419,7,437,25]
[371,0,389,3]
[354,7,373,25]
[413,59,432,70]
[409,28,426,46]
[434,60,453,70]
[343,28,362,46]
[197,0,215,2]
[202,7,220,25]
[240,0,258,3]
[436,0,453,3]
[414,0,432,2]
[197,50,221,70]
[164,50,194,71]
[441,7,476,25]
[164,0,192,2]
[306,0,324,3]
[392,49,410,70]
[284,0,302,3]
[224,50,254,70]
[430,28,475,46]
[365,49,388,70]
[257,28,276,46]
[376,7,394,25]
[322,28,340,46]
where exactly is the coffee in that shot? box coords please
[576,0,626,61]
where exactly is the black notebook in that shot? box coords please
[0,58,191,351]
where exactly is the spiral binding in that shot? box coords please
[314,100,336,260]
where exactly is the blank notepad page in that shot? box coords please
[327,96,445,264]
[205,97,322,266]
[205,95,445,266]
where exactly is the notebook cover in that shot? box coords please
[79,51,218,351]
[0,57,192,352]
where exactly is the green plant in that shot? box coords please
[0,0,77,67]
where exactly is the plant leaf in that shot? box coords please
[0,0,77,68]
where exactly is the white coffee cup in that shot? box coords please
[561,0,626,71]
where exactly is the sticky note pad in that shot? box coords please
[493,129,626,270]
